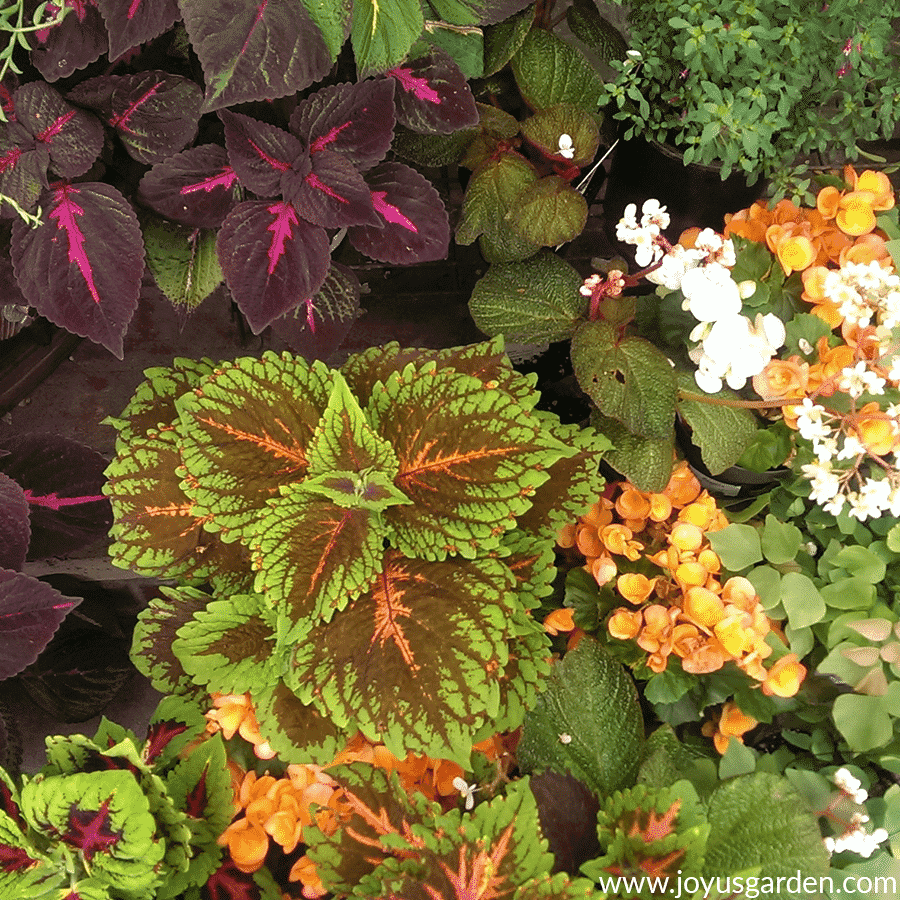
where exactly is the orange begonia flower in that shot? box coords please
[816,185,842,220]
[762,654,807,697]
[219,818,270,872]
[674,561,709,592]
[683,586,726,630]
[801,266,843,327]
[678,226,703,249]
[849,401,900,456]
[724,201,771,243]
[714,612,754,657]
[600,524,643,560]
[290,855,328,898]
[719,702,758,737]
[772,227,816,275]
[581,498,615,529]
[575,524,604,557]
[543,607,576,635]
[855,169,895,210]
[589,554,618,586]
[556,522,577,549]
[697,548,721,574]
[669,521,704,552]
[663,463,702,507]
[836,191,877,236]
[615,488,652,521]
[617,572,658,604]
[842,233,892,268]
[720,576,759,612]
[608,607,643,640]
[680,639,727,674]
[752,356,809,401]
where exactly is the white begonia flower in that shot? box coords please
[645,243,702,290]
[640,198,670,233]
[452,776,478,810]
[681,264,742,322]
[794,399,830,441]
[737,279,757,300]
[632,231,662,267]
[822,493,846,515]
[558,733,573,744]
[626,49,643,59]
[813,436,838,463]
[558,133,575,159]
[839,361,882,399]
[837,434,866,461]
[694,363,724,394]
[798,337,814,355]
[801,461,841,502]
[888,485,900,516]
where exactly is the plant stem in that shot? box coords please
[677,389,795,409]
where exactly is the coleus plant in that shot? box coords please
[102,338,610,765]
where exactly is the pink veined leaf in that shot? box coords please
[96,0,181,61]
[0,122,49,217]
[10,181,144,358]
[217,199,330,334]
[288,149,381,229]
[21,490,106,510]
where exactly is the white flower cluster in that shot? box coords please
[824,769,889,858]
[616,199,671,267]
[823,260,900,329]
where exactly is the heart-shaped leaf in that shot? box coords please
[520,102,600,167]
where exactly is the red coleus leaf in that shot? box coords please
[96,0,181,61]
[29,0,108,82]
[11,181,144,358]
[219,109,308,199]
[0,472,30,571]
[204,857,266,900]
[0,432,112,561]
[289,149,380,228]
[65,798,119,860]
[14,82,103,178]
[217,199,330,334]
[0,568,80,680]
[348,161,450,264]
[142,719,188,766]
[0,123,48,217]
[67,71,202,164]
[386,45,479,135]
[290,78,396,173]
[0,844,38,873]
[137,144,240,228]
[179,0,335,113]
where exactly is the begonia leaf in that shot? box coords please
[391,124,475,167]
[96,0,181,61]
[347,161,450,264]
[0,569,80,680]
[219,109,307,199]
[0,433,111,561]
[14,82,104,178]
[289,149,380,228]
[173,593,280,696]
[179,0,335,112]
[566,0,628,62]
[367,359,570,559]
[0,124,48,217]
[174,353,336,541]
[29,2,107,81]
[385,43,478,135]
[289,551,520,763]
[520,102,600,168]
[430,0,534,25]
[0,473,29,571]
[482,5,534,77]
[509,175,588,248]
[350,0,424,77]
[290,78,396,173]
[137,144,240,228]
[67,72,203,165]
[216,199,330,334]
[268,262,361,362]
[11,181,144,358]
[592,413,675,493]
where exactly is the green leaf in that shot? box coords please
[887,523,900,552]
[520,103,600,167]
[572,321,677,439]
[592,413,675,493]
[468,250,587,345]
[707,524,763,571]
[566,0,627,61]
[833,691,897,753]
[508,175,588,247]
[703,773,830,898]
[831,545,888,583]
[299,469,412,511]
[736,424,792,471]
[820,577,876,610]
[482,5,533,76]
[511,28,603,112]
[391,125,475,167]
[423,21,484,79]
[142,217,222,311]
[518,638,644,795]
[676,373,758,475]
[760,514,802,565]
[300,0,351,58]
[351,0,424,75]
[718,737,757,779]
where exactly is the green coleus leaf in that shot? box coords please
[0,808,65,899]
[468,250,588,346]
[20,771,166,897]
[250,487,386,636]
[299,469,413,511]
[305,372,399,478]
[172,593,281,696]
[143,695,211,771]
[591,412,675,493]
[520,102,600,167]
[351,0,425,76]
[572,321,677,440]
[511,28,603,112]
[518,638,644,796]
[369,361,573,560]
[508,175,588,247]
[703,773,830,897]
[288,551,522,763]
[175,352,337,542]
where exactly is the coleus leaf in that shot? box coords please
[29,0,108,82]
[290,78,396,173]
[0,473,29,571]
[179,0,335,113]
[14,82,104,178]
[96,0,181,61]
[430,0,535,26]
[216,199,330,334]
[0,807,64,897]
[386,43,479,135]
[143,695,210,769]
[0,568,80,680]
[288,551,520,763]
[11,181,145,358]
[174,352,337,541]
[299,469,411,511]
[0,123,48,217]
[137,144,240,228]
[219,109,307,199]
[347,161,450,264]
[67,71,203,164]
[0,432,112,560]
[289,149,380,228]
[268,261,361,362]
[350,0,425,77]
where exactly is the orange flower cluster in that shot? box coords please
[556,463,806,698]
[205,692,276,760]
[702,702,758,754]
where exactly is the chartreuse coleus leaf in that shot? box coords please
[288,551,522,764]
[299,469,413,511]
[20,770,165,897]
[172,592,281,696]
[368,360,574,560]
[0,805,65,898]
[175,352,337,543]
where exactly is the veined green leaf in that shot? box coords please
[591,412,675,493]
[351,0,424,75]
[508,175,588,247]
[298,469,412,511]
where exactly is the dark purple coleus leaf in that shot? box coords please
[179,0,334,113]
[137,144,240,228]
[348,161,450,264]
[290,149,380,228]
[97,0,181,61]
[11,181,145,358]
[217,199,330,334]
[203,857,265,900]
[530,771,602,874]
[67,71,202,164]
[385,44,479,135]
[30,0,108,82]
[0,568,80,680]
[219,109,308,199]
[14,82,104,178]
[0,432,112,561]
[290,78,396,173]
[0,472,30,571]
[270,262,361,361]
[0,122,48,217]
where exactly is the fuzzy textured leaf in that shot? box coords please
[29,2,107,82]
[509,175,588,246]
[520,103,600,167]
[592,413,675,493]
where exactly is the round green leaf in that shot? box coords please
[508,175,588,246]
[833,693,895,752]
[707,524,763,572]
[520,103,600,166]
[780,572,826,629]
[760,514,802,565]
